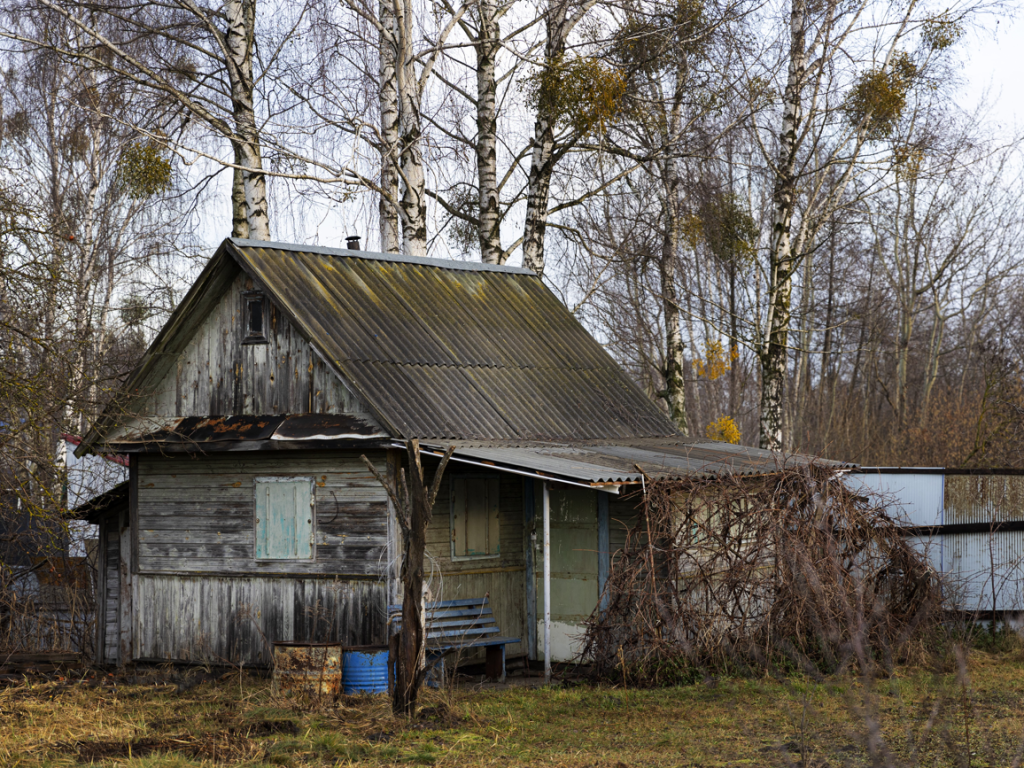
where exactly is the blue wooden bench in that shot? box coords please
[387,596,519,683]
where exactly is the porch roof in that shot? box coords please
[415,437,853,489]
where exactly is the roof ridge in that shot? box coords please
[230,238,537,276]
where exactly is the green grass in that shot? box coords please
[0,651,1022,767]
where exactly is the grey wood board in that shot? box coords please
[134,574,387,665]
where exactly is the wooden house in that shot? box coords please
[75,238,820,668]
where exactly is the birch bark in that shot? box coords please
[391,0,427,257]
[759,0,806,451]
[476,0,501,264]
[231,145,250,238]
[379,0,401,252]
[225,0,270,240]
[521,0,598,276]
[660,193,689,435]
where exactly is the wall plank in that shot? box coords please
[137,451,389,577]
[423,471,527,658]
[134,574,387,665]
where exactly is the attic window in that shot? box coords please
[243,292,267,343]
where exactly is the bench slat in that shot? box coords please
[388,598,489,612]
[428,626,500,639]
[391,614,496,628]
[388,596,519,677]
[424,608,494,620]
[426,635,520,651]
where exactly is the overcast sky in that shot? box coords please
[958,12,1023,132]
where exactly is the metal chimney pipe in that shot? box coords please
[346,235,360,250]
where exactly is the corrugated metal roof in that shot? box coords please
[415,437,851,484]
[227,240,678,441]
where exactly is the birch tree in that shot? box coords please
[520,0,601,276]
[749,0,978,449]
[3,0,276,239]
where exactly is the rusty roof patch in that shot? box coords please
[115,414,386,447]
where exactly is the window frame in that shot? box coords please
[253,476,316,561]
[448,474,501,562]
[242,291,268,345]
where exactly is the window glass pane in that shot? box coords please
[247,297,264,336]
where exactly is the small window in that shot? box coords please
[450,476,500,559]
[255,478,314,560]
[243,292,267,343]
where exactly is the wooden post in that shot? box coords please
[523,479,537,661]
[543,481,551,684]
[119,456,138,667]
[118,509,132,666]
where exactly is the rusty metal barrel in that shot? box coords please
[271,642,343,698]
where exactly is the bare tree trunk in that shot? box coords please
[759,0,806,451]
[792,249,814,445]
[379,0,401,252]
[521,0,597,276]
[476,0,501,264]
[522,110,556,274]
[363,440,453,717]
[389,0,427,257]
[225,0,270,240]
[728,263,739,418]
[818,221,836,439]
[659,163,688,435]
[920,306,945,423]
[231,144,250,238]
[895,310,913,427]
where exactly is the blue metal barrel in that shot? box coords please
[342,646,389,694]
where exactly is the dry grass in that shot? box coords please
[0,652,1022,767]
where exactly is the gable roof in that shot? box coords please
[231,239,678,440]
[81,238,678,452]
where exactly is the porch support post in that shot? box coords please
[543,480,551,684]
[598,491,610,614]
[523,479,537,660]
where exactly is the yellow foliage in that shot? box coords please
[117,141,172,199]
[529,55,627,135]
[845,51,917,139]
[893,143,925,180]
[681,214,703,250]
[692,340,732,380]
[923,13,964,51]
[705,416,740,444]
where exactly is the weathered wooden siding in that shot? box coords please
[109,270,380,443]
[134,574,386,665]
[102,528,120,664]
[426,471,526,659]
[136,451,389,576]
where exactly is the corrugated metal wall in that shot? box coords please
[850,471,1024,614]
[847,471,944,526]
[946,531,1024,612]
[944,475,1024,525]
